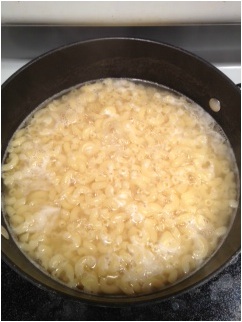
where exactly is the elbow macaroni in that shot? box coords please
[2,79,238,295]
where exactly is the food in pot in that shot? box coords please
[2,79,238,295]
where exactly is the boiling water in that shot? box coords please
[2,78,239,295]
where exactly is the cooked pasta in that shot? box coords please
[2,78,238,295]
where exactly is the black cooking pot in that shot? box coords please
[1,38,241,307]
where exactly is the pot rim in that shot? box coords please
[1,249,240,307]
[1,37,240,93]
[1,37,241,307]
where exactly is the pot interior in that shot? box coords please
[1,39,240,305]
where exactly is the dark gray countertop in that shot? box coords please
[1,253,241,321]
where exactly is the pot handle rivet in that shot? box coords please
[1,225,9,240]
[209,98,221,112]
